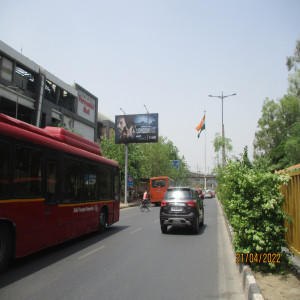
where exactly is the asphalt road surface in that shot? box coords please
[0,198,245,300]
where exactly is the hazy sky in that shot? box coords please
[2,0,300,173]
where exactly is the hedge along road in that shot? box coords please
[0,198,245,300]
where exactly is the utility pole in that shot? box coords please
[209,92,236,167]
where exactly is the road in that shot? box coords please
[0,198,245,300]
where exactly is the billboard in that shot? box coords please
[115,113,159,144]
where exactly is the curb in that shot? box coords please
[120,201,141,209]
[217,199,264,300]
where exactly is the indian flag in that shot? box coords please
[196,115,205,138]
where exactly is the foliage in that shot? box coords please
[286,40,300,98]
[287,68,300,98]
[254,40,300,170]
[143,136,189,185]
[212,132,233,169]
[285,123,300,164]
[254,95,300,170]
[100,136,189,187]
[217,147,292,272]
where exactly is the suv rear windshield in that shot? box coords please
[164,189,191,199]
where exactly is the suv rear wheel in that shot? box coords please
[200,210,204,227]
[161,225,167,234]
[193,215,200,234]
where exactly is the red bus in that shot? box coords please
[150,177,175,206]
[0,114,120,272]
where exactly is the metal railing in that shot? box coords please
[280,164,300,257]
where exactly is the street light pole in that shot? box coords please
[209,92,236,167]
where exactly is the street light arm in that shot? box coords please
[208,93,237,99]
[223,93,236,98]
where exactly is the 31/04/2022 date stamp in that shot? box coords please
[236,253,281,264]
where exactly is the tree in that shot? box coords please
[254,41,300,170]
[100,135,189,187]
[286,40,300,98]
[285,123,300,164]
[213,132,233,167]
[286,40,300,71]
[254,95,300,170]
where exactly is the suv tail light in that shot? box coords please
[161,201,168,207]
[187,201,196,207]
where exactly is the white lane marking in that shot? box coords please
[154,219,159,223]
[131,227,142,234]
[78,245,106,260]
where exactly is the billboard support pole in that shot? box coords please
[115,111,159,204]
[124,144,128,204]
[204,110,207,192]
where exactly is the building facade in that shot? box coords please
[0,41,99,141]
[97,112,115,142]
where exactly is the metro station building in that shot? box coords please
[0,40,114,142]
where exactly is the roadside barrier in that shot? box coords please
[279,164,300,258]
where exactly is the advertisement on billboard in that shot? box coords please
[115,113,159,144]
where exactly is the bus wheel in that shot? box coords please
[98,210,107,233]
[0,224,13,272]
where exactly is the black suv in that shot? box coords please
[160,187,204,234]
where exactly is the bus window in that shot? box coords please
[14,146,42,197]
[99,166,112,200]
[63,158,82,203]
[152,179,167,188]
[46,160,59,205]
[84,163,99,201]
[0,140,10,197]
[114,172,120,202]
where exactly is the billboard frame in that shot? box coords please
[115,113,159,144]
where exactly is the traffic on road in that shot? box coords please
[0,198,245,300]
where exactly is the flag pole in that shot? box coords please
[204,110,206,192]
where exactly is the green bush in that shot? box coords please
[217,148,291,272]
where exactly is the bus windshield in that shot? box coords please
[152,179,167,188]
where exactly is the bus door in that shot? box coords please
[44,157,60,247]
[113,171,120,222]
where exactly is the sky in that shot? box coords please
[1,0,300,173]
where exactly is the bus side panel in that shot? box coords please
[44,204,59,248]
[112,170,120,223]
[13,201,45,258]
[57,206,75,243]
[57,202,103,243]
[113,200,120,223]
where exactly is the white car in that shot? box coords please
[204,190,212,198]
